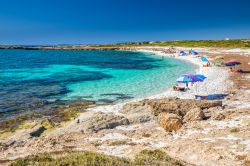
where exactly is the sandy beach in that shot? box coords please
[91,48,232,113]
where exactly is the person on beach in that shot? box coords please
[189,49,193,55]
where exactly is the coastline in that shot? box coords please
[1,47,250,166]
[90,48,231,113]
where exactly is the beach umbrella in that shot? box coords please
[179,51,187,56]
[192,50,199,55]
[194,74,207,81]
[201,56,209,62]
[187,75,204,82]
[178,74,204,82]
[225,59,241,66]
[226,59,240,63]
[176,76,192,83]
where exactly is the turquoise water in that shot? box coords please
[0,50,195,119]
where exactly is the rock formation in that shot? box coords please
[82,112,129,133]
[119,101,154,123]
[146,98,222,131]
[158,113,183,132]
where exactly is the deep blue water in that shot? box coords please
[0,50,196,120]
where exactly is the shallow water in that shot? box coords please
[0,50,195,119]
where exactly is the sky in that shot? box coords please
[0,0,249,45]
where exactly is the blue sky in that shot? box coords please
[0,0,249,45]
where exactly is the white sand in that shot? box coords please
[90,48,232,113]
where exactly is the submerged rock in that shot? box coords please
[83,112,129,133]
[158,113,183,132]
[69,101,95,109]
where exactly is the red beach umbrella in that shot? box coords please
[226,59,240,63]
[225,59,241,66]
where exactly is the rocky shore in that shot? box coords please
[0,47,250,166]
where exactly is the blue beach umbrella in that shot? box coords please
[176,76,192,83]
[201,56,208,62]
[179,51,187,56]
[194,74,207,81]
[180,74,204,82]
[191,50,199,55]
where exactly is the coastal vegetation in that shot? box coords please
[1,39,250,50]
[97,39,250,48]
[10,149,187,166]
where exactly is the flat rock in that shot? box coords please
[119,101,154,124]
[119,101,151,114]
[82,112,129,133]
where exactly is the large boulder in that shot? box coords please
[183,108,205,122]
[83,112,129,133]
[157,113,183,132]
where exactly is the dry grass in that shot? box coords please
[10,151,132,166]
[230,128,240,133]
[134,149,187,166]
[108,140,127,146]
[10,150,189,166]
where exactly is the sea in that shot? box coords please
[0,49,196,120]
